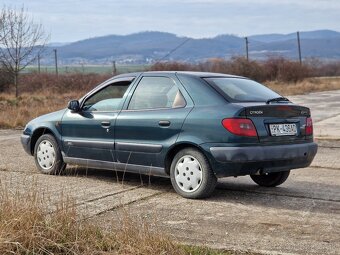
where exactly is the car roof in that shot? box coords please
[114,71,244,79]
[159,71,243,79]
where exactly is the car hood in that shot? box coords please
[30,109,67,123]
[24,109,67,135]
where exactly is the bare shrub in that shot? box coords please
[0,67,11,92]
[198,58,230,74]
[151,57,313,83]
[311,61,340,77]
[0,57,337,97]
[263,57,312,83]
[224,57,267,82]
[150,61,199,72]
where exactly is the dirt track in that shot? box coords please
[1,90,340,255]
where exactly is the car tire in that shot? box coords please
[34,134,66,175]
[250,171,290,187]
[170,148,217,199]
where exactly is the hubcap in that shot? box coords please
[36,140,56,170]
[175,155,203,192]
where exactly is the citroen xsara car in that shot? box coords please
[21,72,318,198]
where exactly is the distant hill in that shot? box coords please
[249,30,340,43]
[44,30,340,64]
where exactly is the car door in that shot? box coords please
[114,74,193,173]
[61,77,135,162]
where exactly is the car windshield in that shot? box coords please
[204,77,281,102]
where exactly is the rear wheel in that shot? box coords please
[250,171,290,187]
[34,134,66,175]
[170,148,217,199]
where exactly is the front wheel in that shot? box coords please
[34,134,66,175]
[170,148,217,199]
[250,171,290,187]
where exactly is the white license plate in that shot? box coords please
[269,123,297,136]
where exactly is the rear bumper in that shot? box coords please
[207,142,318,177]
[210,143,318,163]
[21,134,32,155]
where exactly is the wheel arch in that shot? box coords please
[30,127,59,155]
[164,142,208,175]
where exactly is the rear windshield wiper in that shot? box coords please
[266,97,290,104]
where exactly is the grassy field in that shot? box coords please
[1,76,340,129]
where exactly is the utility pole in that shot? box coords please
[112,61,117,75]
[245,37,249,61]
[297,31,302,64]
[37,53,41,74]
[53,49,58,76]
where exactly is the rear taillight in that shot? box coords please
[222,118,258,137]
[306,117,313,136]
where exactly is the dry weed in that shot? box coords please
[0,184,209,255]
[266,77,340,96]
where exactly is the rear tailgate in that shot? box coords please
[240,103,311,143]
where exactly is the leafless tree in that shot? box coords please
[0,6,49,97]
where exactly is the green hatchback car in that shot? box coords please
[21,72,318,198]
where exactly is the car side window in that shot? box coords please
[128,77,186,110]
[83,81,132,112]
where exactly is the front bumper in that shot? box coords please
[21,134,31,155]
[207,142,318,177]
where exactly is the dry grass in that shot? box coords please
[0,184,235,255]
[266,77,340,96]
[0,92,81,128]
[1,76,340,129]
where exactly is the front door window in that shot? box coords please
[83,81,131,112]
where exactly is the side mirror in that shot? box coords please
[67,100,80,112]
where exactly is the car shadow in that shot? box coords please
[62,165,172,191]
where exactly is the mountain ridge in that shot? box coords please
[45,30,340,64]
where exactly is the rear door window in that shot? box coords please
[204,78,280,102]
[128,77,186,110]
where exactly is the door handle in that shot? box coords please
[101,121,111,128]
[159,120,171,127]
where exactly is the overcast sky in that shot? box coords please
[2,0,340,42]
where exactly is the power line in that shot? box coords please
[156,38,191,62]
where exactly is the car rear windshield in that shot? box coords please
[204,77,281,102]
